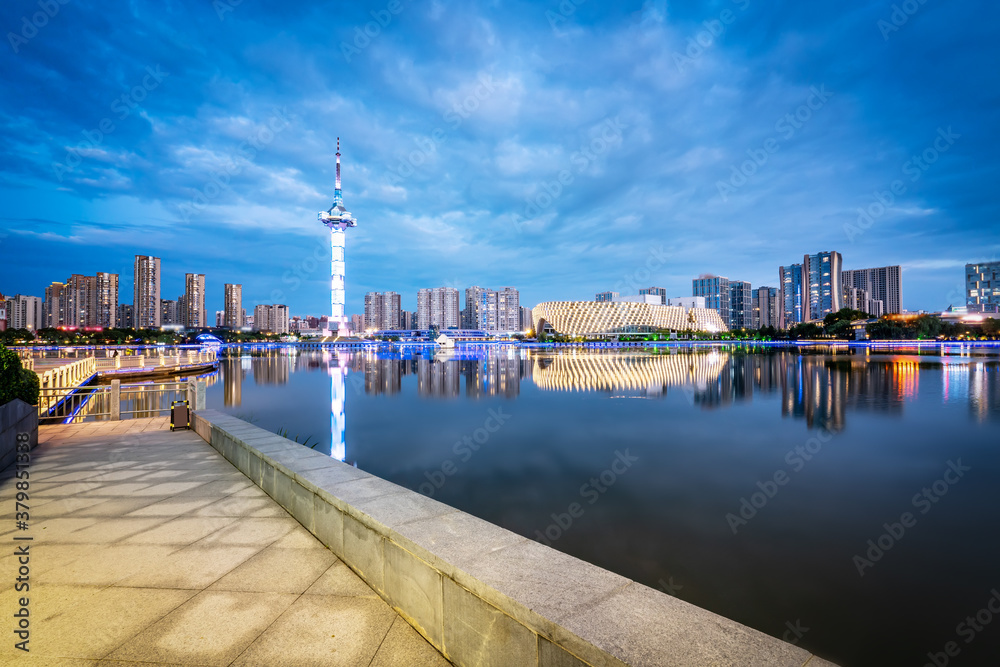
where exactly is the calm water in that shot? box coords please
[200,344,999,666]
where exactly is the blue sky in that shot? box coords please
[1,0,997,317]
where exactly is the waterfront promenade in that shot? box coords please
[0,417,449,666]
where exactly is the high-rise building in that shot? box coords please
[498,287,520,331]
[215,311,225,327]
[965,262,1000,313]
[64,274,95,327]
[753,287,780,329]
[842,266,903,315]
[133,255,161,329]
[95,272,118,328]
[417,287,460,329]
[364,292,383,330]
[5,295,43,331]
[520,306,533,331]
[595,291,619,302]
[252,304,289,333]
[183,273,206,329]
[160,299,179,325]
[118,304,134,329]
[224,284,243,329]
[350,313,365,333]
[803,251,843,321]
[639,287,667,305]
[729,280,753,330]
[779,264,804,329]
[463,286,497,330]
[382,292,401,330]
[402,310,418,330]
[842,286,883,317]
[43,281,66,328]
[692,275,731,326]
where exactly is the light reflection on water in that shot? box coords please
[199,344,999,666]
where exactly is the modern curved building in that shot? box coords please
[532,301,727,337]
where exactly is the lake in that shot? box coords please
[200,343,1000,666]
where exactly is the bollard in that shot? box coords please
[110,380,121,421]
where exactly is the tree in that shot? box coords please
[0,345,39,406]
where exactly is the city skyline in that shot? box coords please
[1,3,997,316]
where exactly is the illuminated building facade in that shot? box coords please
[531,301,727,337]
[803,251,843,321]
[965,261,1000,313]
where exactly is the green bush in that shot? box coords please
[0,345,39,406]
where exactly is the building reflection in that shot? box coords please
[206,347,999,453]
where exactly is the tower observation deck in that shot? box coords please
[318,138,357,334]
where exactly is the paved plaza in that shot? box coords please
[0,417,450,666]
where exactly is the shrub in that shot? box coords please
[0,345,39,406]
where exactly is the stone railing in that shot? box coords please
[35,357,97,413]
[190,410,837,667]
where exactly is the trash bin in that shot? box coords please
[170,400,190,431]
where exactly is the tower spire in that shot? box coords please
[335,137,342,199]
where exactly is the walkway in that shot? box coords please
[0,417,450,666]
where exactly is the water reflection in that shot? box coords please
[214,348,1000,453]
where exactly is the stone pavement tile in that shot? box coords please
[62,496,168,518]
[230,594,396,667]
[181,480,255,497]
[57,517,171,544]
[208,546,336,594]
[76,483,157,498]
[121,517,236,546]
[117,544,263,590]
[196,516,299,547]
[0,517,100,543]
[269,524,328,549]
[107,590,298,666]
[370,616,452,667]
[11,585,195,661]
[124,497,219,518]
[130,482,210,496]
[304,560,379,598]
[190,495,280,518]
[27,495,111,515]
[36,545,178,586]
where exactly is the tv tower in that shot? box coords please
[318,138,357,334]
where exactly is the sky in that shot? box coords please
[1,0,998,317]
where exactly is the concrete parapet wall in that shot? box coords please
[191,409,836,667]
[0,399,38,471]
